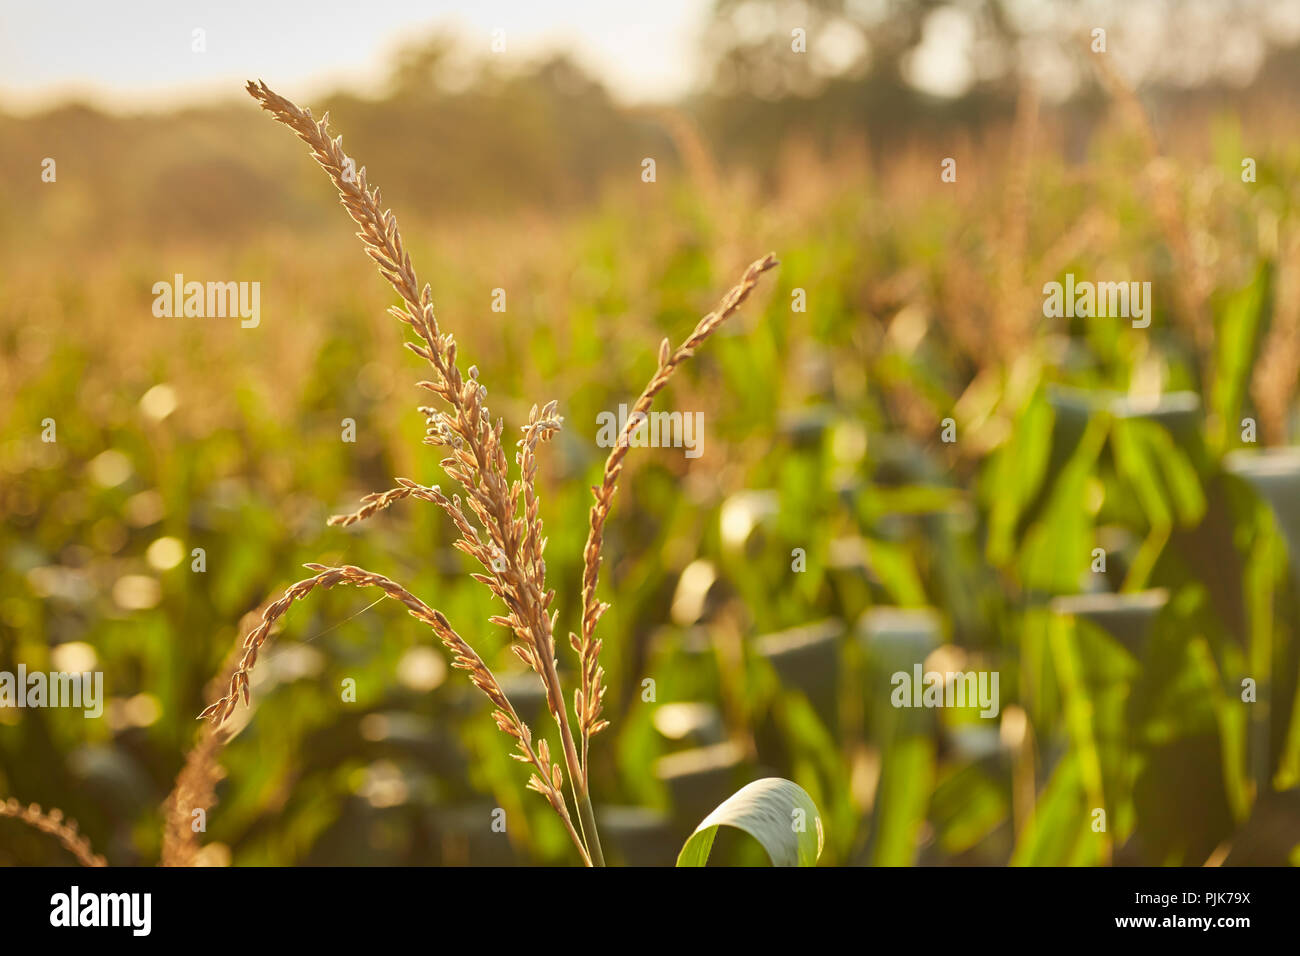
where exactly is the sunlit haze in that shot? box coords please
[0,0,709,113]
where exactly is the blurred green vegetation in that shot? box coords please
[4,14,1300,866]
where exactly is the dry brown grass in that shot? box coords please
[190,80,777,866]
[0,797,106,867]
[160,724,225,866]
[577,253,778,778]
[1089,44,1214,373]
[990,81,1040,365]
[1251,227,1300,445]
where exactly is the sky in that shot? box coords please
[5,1,1297,117]
[0,0,710,114]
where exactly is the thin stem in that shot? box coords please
[528,596,604,865]
[574,781,604,867]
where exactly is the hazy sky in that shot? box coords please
[0,0,709,113]
[7,1,1296,116]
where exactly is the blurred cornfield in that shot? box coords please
[3,12,1300,866]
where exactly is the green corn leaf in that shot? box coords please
[676,777,824,867]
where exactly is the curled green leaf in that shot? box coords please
[676,777,823,867]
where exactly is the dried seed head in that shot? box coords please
[240,81,779,868]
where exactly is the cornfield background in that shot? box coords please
[3,0,1300,866]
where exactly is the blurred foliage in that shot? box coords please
[4,12,1300,866]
